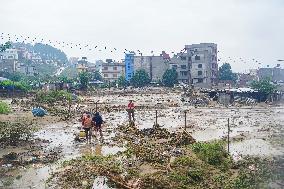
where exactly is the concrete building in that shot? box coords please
[101,59,125,82]
[185,43,218,88]
[0,59,18,73]
[95,60,104,73]
[76,57,88,73]
[258,66,284,82]
[169,52,191,84]
[18,63,37,76]
[0,49,19,73]
[69,57,79,66]
[237,73,258,87]
[125,53,135,81]
[87,60,103,75]
[133,51,170,82]
[0,49,18,60]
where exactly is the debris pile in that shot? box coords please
[170,130,196,147]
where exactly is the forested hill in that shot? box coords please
[13,42,68,63]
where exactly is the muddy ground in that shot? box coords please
[0,88,283,188]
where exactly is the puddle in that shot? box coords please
[2,95,283,188]
[92,176,113,189]
[5,122,125,189]
[230,138,283,156]
[11,165,56,189]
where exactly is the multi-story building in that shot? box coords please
[87,61,103,76]
[0,49,18,60]
[258,65,284,82]
[18,63,37,76]
[0,48,19,73]
[133,51,170,82]
[76,57,88,73]
[185,43,218,88]
[101,59,125,82]
[69,57,79,66]
[169,52,191,84]
[125,53,135,81]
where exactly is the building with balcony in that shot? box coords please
[169,52,191,84]
[185,43,218,88]
[101,59,125,82]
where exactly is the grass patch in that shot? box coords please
[191,141,230,167]
[0,101,11,114]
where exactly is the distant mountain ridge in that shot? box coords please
[13,42,68,63]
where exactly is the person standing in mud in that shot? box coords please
[83,114,92,142]
[81,111,88,127]
[127,100,135,122]
[92,112,103,138]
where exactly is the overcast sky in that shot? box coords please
[0,0,283,72]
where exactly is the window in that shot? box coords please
[103,66,108,70]
[195,55,200,60]
[198,78,203,83]
[181,65,186,69]
[188,56,191,61]
[180,71,188,76]
[113,74,118,78]
[180,56,186,60]
[113,66,117,70]
[104,74,108,77]
[198,71,202,76]
[198,64,202,68]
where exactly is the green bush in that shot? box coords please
[172,156,197,167]
[36,90,72,104]
[191,141,229,166]
[0,101,11,114]
[0,80,31,91]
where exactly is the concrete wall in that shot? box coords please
[134,55,169,82]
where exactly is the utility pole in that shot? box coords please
[184,110,187,130]
[227,118,230,154]
[155,110,158,126]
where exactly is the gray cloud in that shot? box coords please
[0,0,283,72]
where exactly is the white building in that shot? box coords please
[0,49,18,60]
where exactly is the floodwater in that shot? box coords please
[2,93,283,188]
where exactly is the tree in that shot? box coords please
[251,78,277,101]
[218,63,237,82]
[130,69,151,87]
[162,69,178,87]
[117,75,128,88]
[90,71,103,81]
[9,72,24,82]
[59,76,73,83]
[0,42,11,52]
[79,71,90,89]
